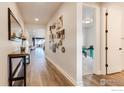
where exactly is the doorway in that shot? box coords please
[82,6,95,75]
[32,37,45,49]
[82,3,100,77]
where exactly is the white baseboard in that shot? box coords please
[46,56,77,86]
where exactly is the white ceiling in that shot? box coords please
[17,2,62,25]
[83,6,96,28]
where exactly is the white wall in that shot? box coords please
[0,2,24,85]
[121,9,124,70]
[45,3,77,85]
[76,3,83,85]
[25,24,46,45]
[83,26,96,48]
[82,27,87,46]
[86,27,95,48]
[82,5,96,48]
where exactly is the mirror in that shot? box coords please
[8,8,22,41]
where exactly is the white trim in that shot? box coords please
[76,3,83,86]
[45,56,77,86]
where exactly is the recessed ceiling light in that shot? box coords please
[34,18,39,21]
[82,17,93,24]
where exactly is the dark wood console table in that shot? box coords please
[8,51,30,86]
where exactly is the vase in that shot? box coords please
[20,47,26,53]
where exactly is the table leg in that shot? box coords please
[28,55,30,64]
[23,56,26,86]
[9,57,12,86]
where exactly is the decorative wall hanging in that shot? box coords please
[56,32,61,39]
[56,16,63,30]
[48,15,65,53]
[55,43,59,48]
[58,40,62,46]
[49,41,53,50]
[49,26,52,31]
[52,44,56,53]
[51,24,56,30]
[61,47,65,53]
[60,29,65,39]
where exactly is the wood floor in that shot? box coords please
[83,72,124,86]
[26,48,72,86]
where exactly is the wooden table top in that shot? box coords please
[8,51,30,57]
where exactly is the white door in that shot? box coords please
[107,8,122,74]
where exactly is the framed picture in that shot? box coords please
[55,43,59,48]
[51,24,56,30]
[56,32,61,39]
[48,15,65,53]
[60,29,65,39]
[61,46,65,53]
[58,40,62,46]
[49,41,52,50]
[56,16,63,30]
[49,26,52,31]
[52,43,56,53]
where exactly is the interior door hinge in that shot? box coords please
[105,64,108,67]
[105,47,108,50]
[105,30,108,33]
[105,12,108,16]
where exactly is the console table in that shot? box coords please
[8,51,30,86]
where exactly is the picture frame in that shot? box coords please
[58,40,62,46]
[52,43,56,53]
[56,16,63,30]
[48,15,65,53]
[8,8,22,41]
[60,29,65,39]
[61,46,65,53]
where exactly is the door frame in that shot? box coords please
[82,3,101,75]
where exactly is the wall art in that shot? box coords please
[48,15,65,53]
[60,29,65,39]
[55,43,59,49]
[56,16,63,30]
[52,43,56,53]
[58,40,62,46]
[61,46,65,53]
[56,32,61,39]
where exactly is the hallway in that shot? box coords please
[26,48,71,86]
[0,2,78,86]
